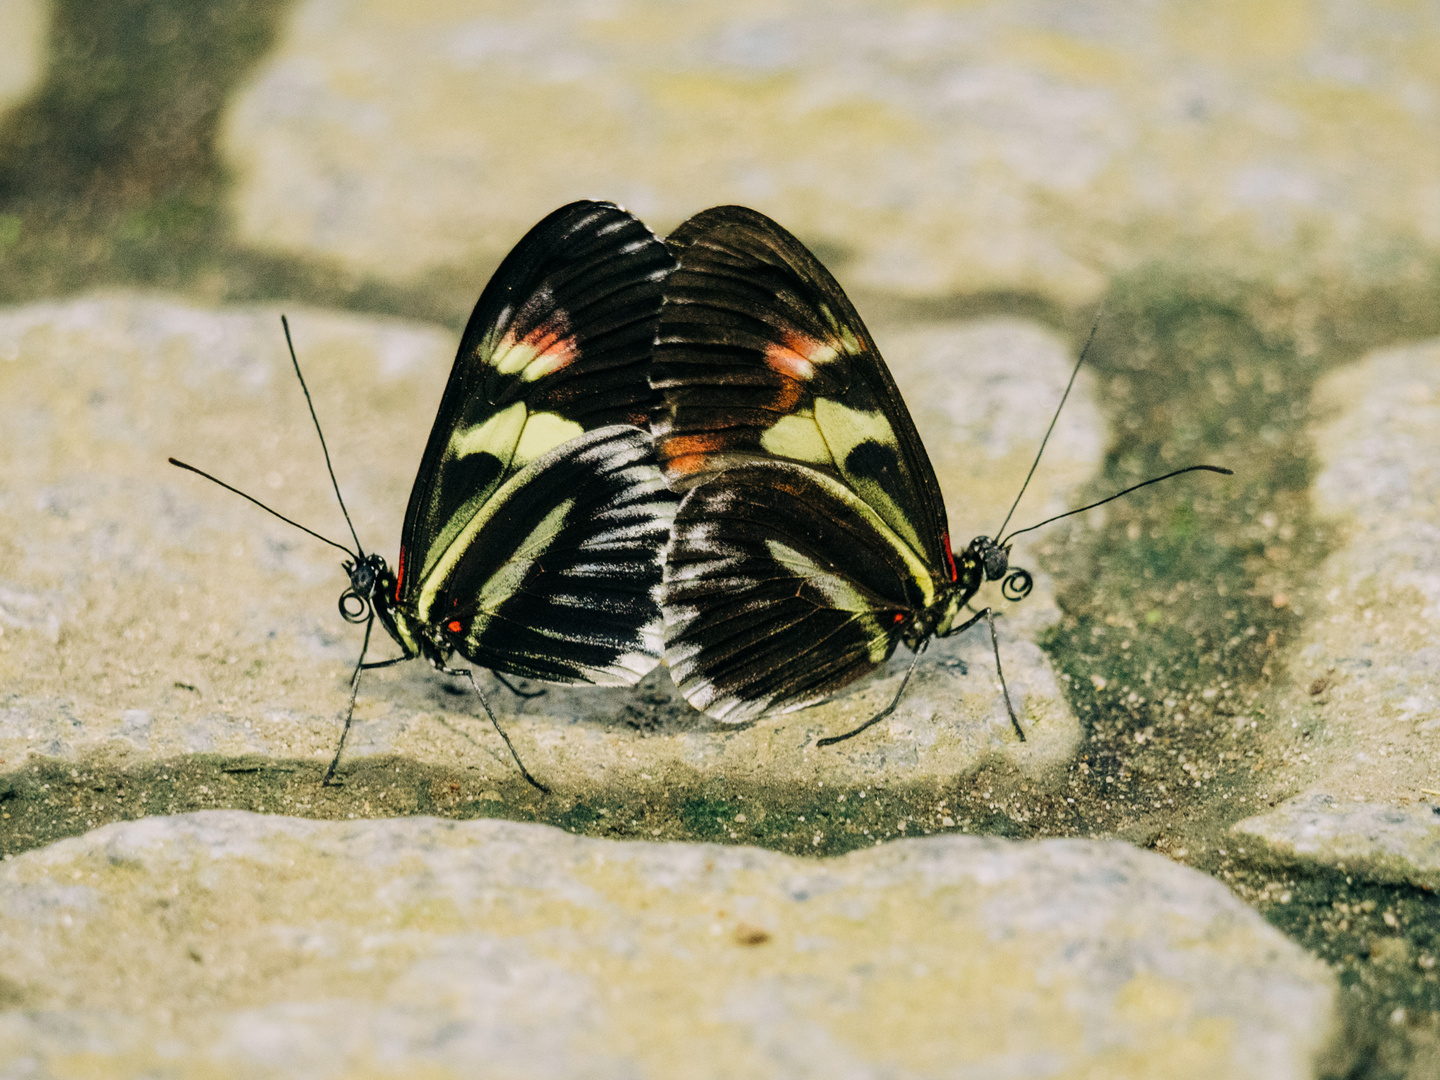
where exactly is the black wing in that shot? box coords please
[651,205,954,577]
[397,201,676,601]
[417,426,674,684]
[664,460,946,722]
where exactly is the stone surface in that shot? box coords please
[223,0,1440,302]
[0,294,1096,832]
[0,811,1341,1078]
[1233,792,1440,891]
[1231,339,1440,882]
[0,0,46,115]
[1259,341,1440,801]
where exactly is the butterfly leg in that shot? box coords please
[438,665,551,795]
[491,672,547,700]
[324,613,377,786]
[816,644,927,747]
[943,607,1026,742]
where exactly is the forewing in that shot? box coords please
[415,426,674,685]
[652,205,952,573]
[398,201,675,599]
[663,461,942,722]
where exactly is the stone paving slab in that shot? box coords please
[1230,338,1440,890]
[0,0,46,113]
[0,294,1097,839]
[0,811,1343,1079]
[222,0,1440,302]
[1233,792,1440,891]
[1245,342,1440,797]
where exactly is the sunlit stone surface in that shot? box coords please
[1235,339,1440,882]
[0,812,1341,1078]
[224,0,1440,302]
[0,0,47,114]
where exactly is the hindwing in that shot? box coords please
[417,426,674,684]
[664,460,943,722]
[398,201,676,599]
[652,205,952,574]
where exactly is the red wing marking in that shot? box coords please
[939,530,958,583]
[447,620,463,633]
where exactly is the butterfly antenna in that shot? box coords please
[999,465,1234,545]
[281,315,366,558]
[994,309,1103,540]
[168,457,356,558]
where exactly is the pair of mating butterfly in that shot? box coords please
[174,201,1225,793]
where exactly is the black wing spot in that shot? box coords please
[437,451,504,520]
[844,439,903,490]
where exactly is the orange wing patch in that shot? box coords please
[662,433,733,477]
[493,318,579,382]
[764,331,838,383]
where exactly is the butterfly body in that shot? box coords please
[652,206,1029,727]
[175,200,679,788]
[307,203,679,703]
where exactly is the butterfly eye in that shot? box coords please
[1001,568,1034,602]
[338,588,372,624]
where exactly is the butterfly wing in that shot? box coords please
[397,200,676,599]
[664,461,945,721]
[651,205,954,575]
[652,207,960,718]
[415,426,673,684]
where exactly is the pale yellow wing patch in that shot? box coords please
[515,412,584,464]
[759,413,833,465]
[490,325,579,382]
[813,397,928,558]
[450,402,526,463]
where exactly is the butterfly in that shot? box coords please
[173,201,678,789]
[651,207,1230,744]
[650,205,1051,742]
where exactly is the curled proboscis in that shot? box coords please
[338,588,371,624]
[1001,568,1034,602]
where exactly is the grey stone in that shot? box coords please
[1248,340,1440,816]
[0,811,1342,1078]
[222,0,1440,302]
[0,295,1095,823]
[1232,792,1440,890]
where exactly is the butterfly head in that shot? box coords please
[958,535,1035,604]
[339,552,393,624]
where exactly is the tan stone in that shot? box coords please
[1233,793,1440,890]
[0,812,1343,1078]
[1265,340,1440,806]
[1234,339,1440,881]
[0,0,46,114]
[223,0,1440,303]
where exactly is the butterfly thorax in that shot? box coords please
[341,553,434,665]
[926,534,1034,644]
